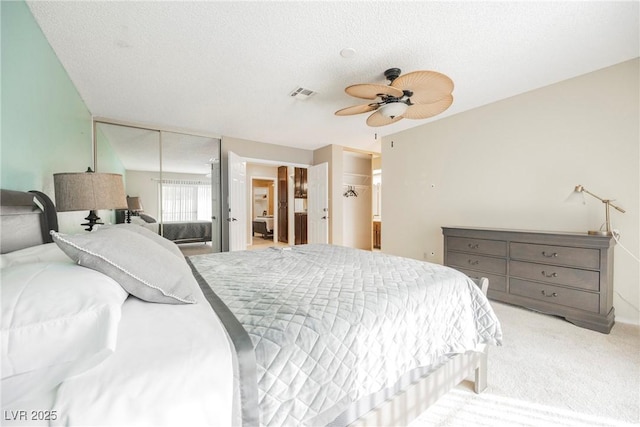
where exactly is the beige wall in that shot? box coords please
[382,59,639,325]
[222,136,314,165]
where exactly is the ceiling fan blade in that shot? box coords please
[401,95,453,120]
[391,71,454,104]
[345,84,403,100]
[366,111,404,127]
[335,103,378,116]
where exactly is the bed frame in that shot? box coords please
[0,189,58,254]
[347,278,489,426]
[0,188,490,426]
[352,345,487,426]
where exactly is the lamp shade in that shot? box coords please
[54,171,127,212]
[565,185,586,205]
[126,196,143,212]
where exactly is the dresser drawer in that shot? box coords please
[510,278,599,313]
[454,268,507,293]
[510,242,600,269]
[447,237,507,257]
[447,252,507,275]
[510,260,599,291]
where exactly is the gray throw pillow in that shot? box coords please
[51,229,196,304]
[100,224,183,259]
[139,213,157,223]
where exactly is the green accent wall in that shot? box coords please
[95,126,126,178]
[1,0,92,194]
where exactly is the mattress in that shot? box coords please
[188,244,502,427]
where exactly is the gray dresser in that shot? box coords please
[442,227,615,333]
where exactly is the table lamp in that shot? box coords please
[54,167,128,231]
[566,185,625,236]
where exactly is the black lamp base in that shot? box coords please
[82,210,103,231]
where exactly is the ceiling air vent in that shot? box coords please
[290,86,317,100]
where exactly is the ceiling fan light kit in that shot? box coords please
[335,68,454,127]
[378,102,408,118]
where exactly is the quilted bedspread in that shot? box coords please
[188,244,502,427]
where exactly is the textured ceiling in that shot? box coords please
[28,1,639,153]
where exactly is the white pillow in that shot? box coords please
[0,242,72,269]
[1,262,128,405]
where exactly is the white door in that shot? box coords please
[307,162,329,244]
[228,151,247,251]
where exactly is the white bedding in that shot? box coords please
[1,244,234,427]
[50,292,233,426]
[189,244,502,426]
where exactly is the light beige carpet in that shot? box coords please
[410,302,640,426]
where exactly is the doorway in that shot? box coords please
[251,177,275,246]
[225,152,328,251]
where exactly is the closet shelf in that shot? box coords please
[342,183,370,189]
[343,172,371,186]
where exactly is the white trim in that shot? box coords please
[93,117,221,140]
[244,156,310,169]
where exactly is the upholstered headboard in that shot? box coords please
[0,189,58,254]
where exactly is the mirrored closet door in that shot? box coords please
[94,120,222,253]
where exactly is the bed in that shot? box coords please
[158,220,212,244]
[253,216,274,239]
[117,211,212,244]
[1,189,502,426]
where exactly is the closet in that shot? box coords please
[93,120,222,252]
[342,151,372,250]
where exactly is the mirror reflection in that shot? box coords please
[95,122,222,253]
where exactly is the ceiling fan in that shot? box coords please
[335,68,454,127]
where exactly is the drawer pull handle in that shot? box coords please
[541,290,558,298]
[468,259,479,265]
[542,251,558,258]
[468,243,479,249]
[541,271,558,278]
